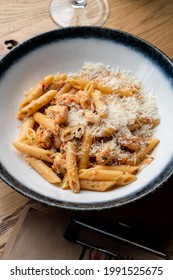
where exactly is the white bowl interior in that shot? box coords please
[0,36,173,206]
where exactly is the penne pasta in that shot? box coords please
[20,75,54,108]
[25,127,38,145]
[77,90,91,109]
[61,126,75,142]
[79,168,123,181]
[13,141,53,162]
[96,83,114,94]
[114,174,137,186]
[17,116,35,141]
[69,77,88,90]
[19,90,57,118]
[33,112,54,132]
[78,130,92,169]
[26,128,36,139]
[94,165,140,174]
[61,173,70,189]
[25,157,61,183]
[127,139,160,165]
[55,82,72,98]
[91,90,107,117]
[80,180,117,192]
[14,62,161,194]
[84,81,95,96]
[54,73,67,81]
[74,125,85,139]
[66,141,80,193]
[61,177,117,192]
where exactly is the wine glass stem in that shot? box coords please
[71,0,87,8]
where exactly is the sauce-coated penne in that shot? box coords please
[13,62,160,194]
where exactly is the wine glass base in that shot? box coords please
[50,0,109,27]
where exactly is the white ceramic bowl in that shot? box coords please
[0,27,173,210]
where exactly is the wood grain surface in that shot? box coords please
[0,0,173,59]
[0,0,173,258]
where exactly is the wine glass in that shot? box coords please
[50,0,110,27]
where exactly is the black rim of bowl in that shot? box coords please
[0,26,173,210]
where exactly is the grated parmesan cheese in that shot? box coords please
[68,107,88,127]
[70,62,160,164]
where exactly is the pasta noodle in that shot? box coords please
[127,139,160,165]
[19,90,57,119]
[17,116,35,141]
[66,141,80,193]
[69,77,88,90]
[79,168,123,181]
[94,164,140,174]
[13,62,161,194]
[33,112,55,132]
[78,130,92,169]
[20,75,54,108]
[115,174,137,186]
[13,141,53,162]
[80,180,117,192]
[25,157,61,183]
[91,90,107,118]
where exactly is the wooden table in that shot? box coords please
[0,0,173,258]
